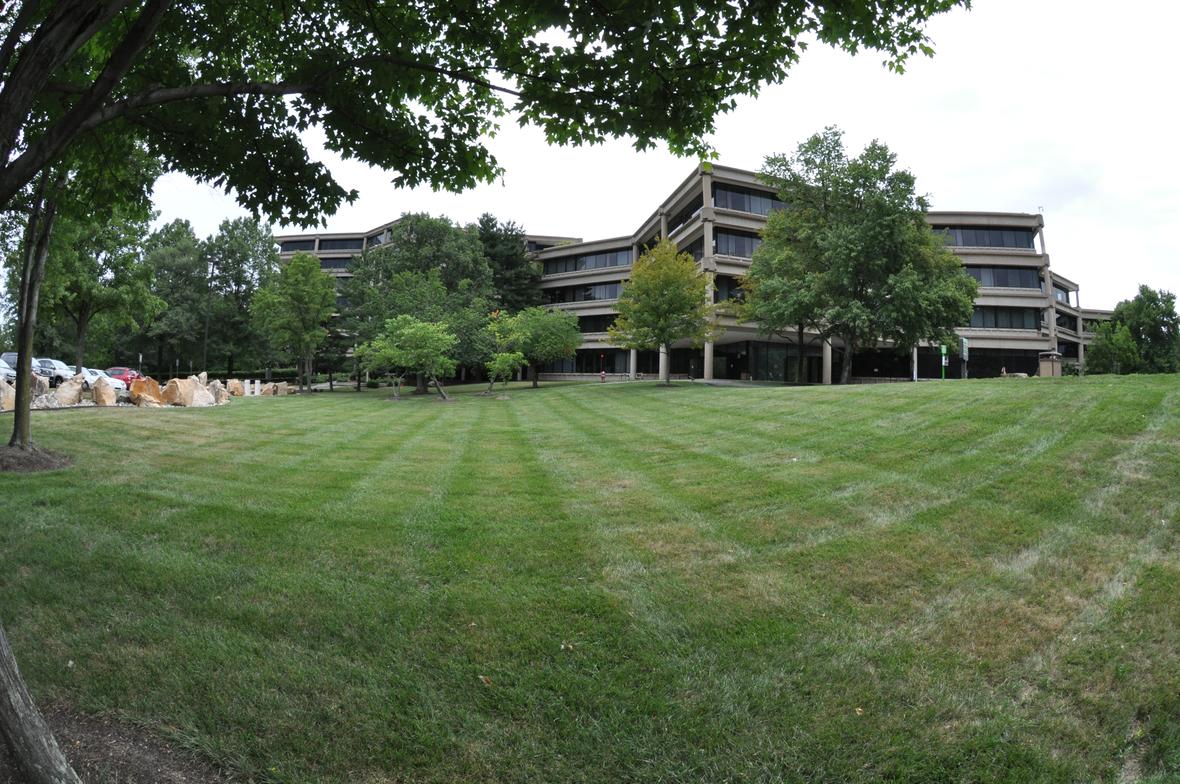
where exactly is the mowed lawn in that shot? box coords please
[2,376,1179,783]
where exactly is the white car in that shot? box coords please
[81,367,127,392]
[0,358,15,384]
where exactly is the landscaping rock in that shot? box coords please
[227,378,245,397]
[91,377,117,406]
[190,383,215,408]
[0,378,13,411]
[207,379,231,405]
[259,383,277,396]
[198,371,207,385]
[54,374,85,406]
[31,393,60,410]
[130,377,163,407]
[275,381,289,396]
[30,372,49,398]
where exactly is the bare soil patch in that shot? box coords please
[0,704,228,784]
[0,444,71,473]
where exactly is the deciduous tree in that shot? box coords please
[1106,286,1180,373]
[359,315,458,401]
[1086,321,1140,375]
[608,240,715,385]
[756,127,977,383]
[252,252,335,391]
[506,306,582,388]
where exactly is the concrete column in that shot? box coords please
[1078,338,1086,376]
[659,209,668,239]
[704,341,714,381]
[253,379,261,396]
[703,218,714,260]
[629,348,638,380]
[911,346,919,381]
[822,340,833,385]
[658,346,668,382]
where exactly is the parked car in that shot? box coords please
[1,352,18,368]
[0,358,15,383]
[80,367,127,392]
[33,358,73,387]
[106,366,142,388]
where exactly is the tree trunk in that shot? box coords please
[8,173,58,451]
[433,375,449,401]
[328,371,333,391]
[227,351,235,377]
[841,338,854,385]
[72,316,88,377]
[796,323,806,385]
[0,622,83,784]
[414,373,427,395]
[661,345,671,385]
[529,363,538,388]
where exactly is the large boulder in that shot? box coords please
[207,379,231,405]
[259,383,277,396]
[0,378,14,411]
[92,376,117,406]
[130,377,163,407]
[197,371,208,385]
[31,393,60,410]
[54,374,85,406]
[29,372,49,398]
[189,382,215,408]
[275,381,290,396]
[162,376,210,406]
[227,378,245,397]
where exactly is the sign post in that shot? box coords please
[940,344,947,380]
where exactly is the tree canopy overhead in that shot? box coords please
[0,0,967,224]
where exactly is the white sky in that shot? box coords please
[151,0,1180,310]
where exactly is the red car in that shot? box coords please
[106,367,143,387]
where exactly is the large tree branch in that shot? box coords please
[0,0,171,206]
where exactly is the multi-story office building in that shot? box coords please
[534,163,1110,381]
[274,164,1112,382]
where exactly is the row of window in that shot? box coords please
[668,195,703,236]
[1053,286,1073,304]
[1056,313,1079,332]
[578,314,616,333]
[542,282,622,304]
[279,237,367,253]
[319,257,352,270]
[715,229,762,258]
[969,306,1042,330]
[965,265,1042,289]
[542,248,631,276]
[712,184,783,216]
[933,226,1036,250]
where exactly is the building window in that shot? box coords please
[543,248,631,276]
[542,349,630,374]
[964,266,1042,289]
[667,195,703,236]
[366,232,387,247]
[933,226,1036,250]
[279,239,316,253]
[715,229,762,258]
[1055,312,1079,332]
[319,257,353,271]
[1053,286,1073,305]
[713,275,744,303]
[683,237,704,261]
[318,237,365,251]
[578,314,616,333]
[542,282,622,304]
[712,184,783,216]
[969,306,1041,330]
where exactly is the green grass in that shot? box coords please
[3,376,1179,783]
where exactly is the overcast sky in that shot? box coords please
[151,0,1180,310]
